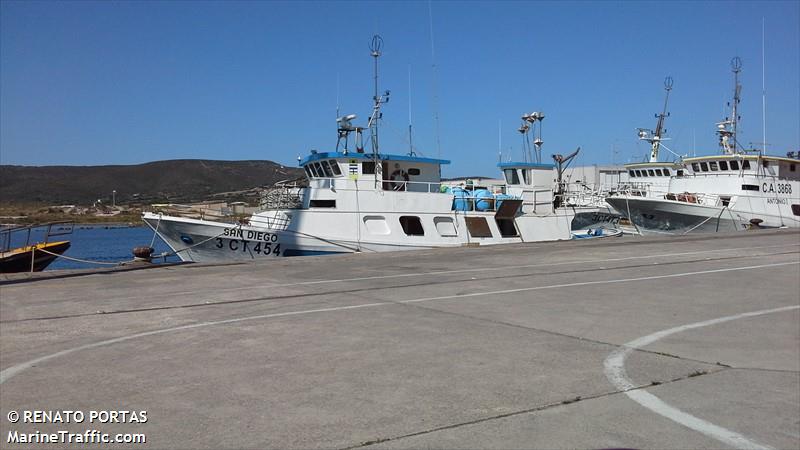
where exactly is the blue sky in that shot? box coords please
[1,0,798,177]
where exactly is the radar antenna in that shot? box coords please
[637,76,673,162]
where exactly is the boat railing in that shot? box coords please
[1,222,74,253]
[150,204,241,222]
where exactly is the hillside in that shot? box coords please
[0,159,304,205]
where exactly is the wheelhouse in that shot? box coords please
[299,152,450,193]
[625,162,685,179]
[683,155,800,181]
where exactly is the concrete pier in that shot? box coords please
[1,230,799,449]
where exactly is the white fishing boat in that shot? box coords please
[606,58,800,234]
[143,36,577,263]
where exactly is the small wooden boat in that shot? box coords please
[0,222,73,273]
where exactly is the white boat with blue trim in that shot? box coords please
[143,35,578,263]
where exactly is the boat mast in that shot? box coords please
[637,76,672,163]
[367,35,390,155]
[717,57,742,155]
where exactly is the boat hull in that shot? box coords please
[143,208,572,264]
[0,241,71,273]
[605,197,757,234]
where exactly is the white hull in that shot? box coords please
[144,208,575,263]
[606,189,799,235]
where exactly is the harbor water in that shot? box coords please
[5,224,179,270]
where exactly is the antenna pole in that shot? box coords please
[648,76,673,162]
[762,18,767,154]
[408,65,414,156]
[731,57,742,152]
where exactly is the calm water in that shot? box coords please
[5,224,179,270]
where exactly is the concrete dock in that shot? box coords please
[1,230,799,449]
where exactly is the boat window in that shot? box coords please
[320,161,334,178]
[434,217,458,237]
[313,163,326,177]
[691,163,700,172]
[700,162,709,172]
[741,184,759,191]
[363,216,390,235]
[729,160,739,170]
[309,200,336,208]
[709,161,718,171]
[522,169,531,185]
[763,160,769,168]
[408,168,421,176]
[304,166,313,178]
[663,168,671,176]
[647,169,655,176]
[329,160,342,176]
[742,160,751,170]
[793,204,800,216]
[308,164,320,178]
[495,218,518,237]
[399,216,424,236]
[465,217,493,238]
[719,161,729,170]
[362,161,376,174]
[629,170,635,177]
[676,169,684,177]
[656,169,665,176]
[504,169,520,185]
[790,164,796,172]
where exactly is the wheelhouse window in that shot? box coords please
[304,166,313,178]
[709,161,719,171]
[647,169,655,176]
[362,161,376,174]
[719,161,729,170]
[504,169,520,185]
[399,216,424,236]
[730,160,739,170]
[629,170,635,177]
[329,161,342,176]
[308,164,320,177]
[313,163,325,177]
[663,168,671,176]
[691,163,700,172]
[522,169,531,185]
[700,162,709,172]
[320,161,334,178]
[742,160,751,170]
[408,168,421,176]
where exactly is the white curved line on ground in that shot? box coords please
[604,305,799,450]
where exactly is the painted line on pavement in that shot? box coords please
[604,305,799,450]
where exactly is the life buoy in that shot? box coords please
[389,169,409,191]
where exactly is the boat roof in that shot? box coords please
[300,152,450,167]
[682,154,800,164]
[624,161,684,169]
[497,161,556,169]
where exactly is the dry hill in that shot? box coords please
[0,159,304,205]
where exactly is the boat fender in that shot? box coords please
[389,169,409,191]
